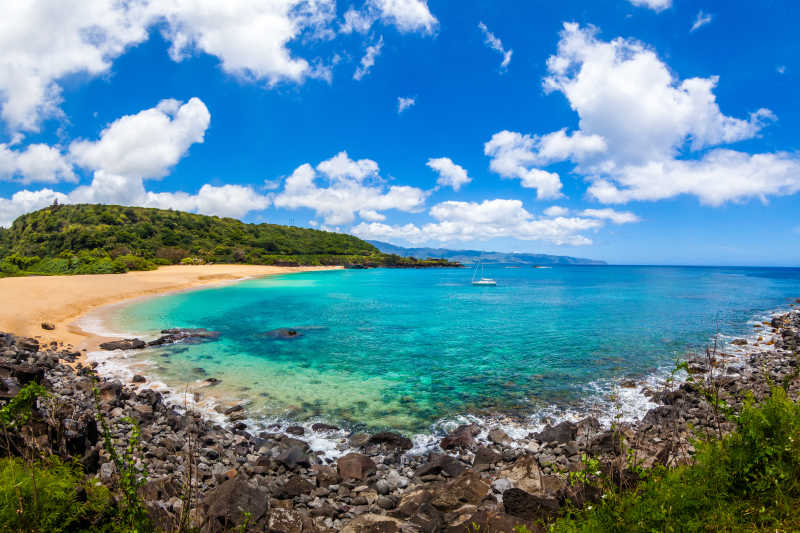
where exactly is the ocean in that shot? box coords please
[87,265,800,444]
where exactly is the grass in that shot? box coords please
[0,456,112,533]
[549,386,800,532]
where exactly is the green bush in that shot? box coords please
[0,457,111,533]
[111,255,156,273]
[0,204,459,277]
[552,387,800,532]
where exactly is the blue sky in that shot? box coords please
[0,0,798,265]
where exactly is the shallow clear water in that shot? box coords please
[101,266,800,432]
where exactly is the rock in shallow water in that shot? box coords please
[99,338,146,351]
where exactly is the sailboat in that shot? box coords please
[471,258,497,286]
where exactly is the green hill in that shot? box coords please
[0,204,457,276]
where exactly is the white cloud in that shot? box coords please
[0,97,270,226]
[543,205,569,217]
[372,0,437,33]
[478,22,513,71]
[0,188,69,227]
[397,96,416,114]
[690,11,713,32]
[342,0,438,35]
[485,129,607,199]
[69,98,210,180]
[488,23,798,207]
[352,198,610,246]
[0,0,150,132]
[143,184,270,218]
[427,157,471,191]
[628,0,672,12]
[0,143,75,184]
[273,151,427,225]
[587,149,800,205]
[0,0,346,134]
[354,37,384,80]
[153,0,337,85]
[543,24,774,165]
[341,8,376,34]
[579,208,640,224]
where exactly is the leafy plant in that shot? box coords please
[0,456,111,533]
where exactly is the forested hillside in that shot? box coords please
[0,204,456,276]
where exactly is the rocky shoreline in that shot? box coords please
[1,306,799,532]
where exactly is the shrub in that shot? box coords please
[551,387,800,532]
[0,457,111,533]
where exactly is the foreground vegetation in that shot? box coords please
[547,385,800,532]
[0,204,457,276]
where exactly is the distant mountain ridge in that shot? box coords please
[367,240,606,265]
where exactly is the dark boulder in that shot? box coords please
[99,339,146,351]
[200,477,268,533]
[276,446,311,470]
[262,328,304,340]
[11,363,45,385]
[588,430,624,456]
[473,446,503,468]
[0,376,21,400]
[532,421,577,443]
[311,422,340,432]
[285,425,305,436]
[440,424,480,450]
[368,431,413,451]
[503,488,560,521]
[414,453,467,478]
[278,476,314,499]
[148,328,221,346]
[337,452,377,481]
[430,471,490,511]
[16,337,40,353]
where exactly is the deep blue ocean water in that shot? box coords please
[99,266,800,433]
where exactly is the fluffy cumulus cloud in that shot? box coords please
[484,129,606,199]
[587,150,800,205]
[2,0,435,134]
[273,151,427,225]
[0,98,270,226]
[427,157,471,191]
[352,198,629,246]
[0,143,75,184]
[70,98,210,180]
[153,0,337,85]
[487,23,800,207]
[341,0,437,35]
[0,0,150,132]
[628,0,671,12]
[0,189,69,227]
[478,22,512,71]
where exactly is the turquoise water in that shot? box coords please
[101,266,800,432]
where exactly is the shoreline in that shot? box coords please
[0,264,341,353]
[1,307,797,530]
[81,292,796,461]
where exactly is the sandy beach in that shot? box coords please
[0,264,339,351]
